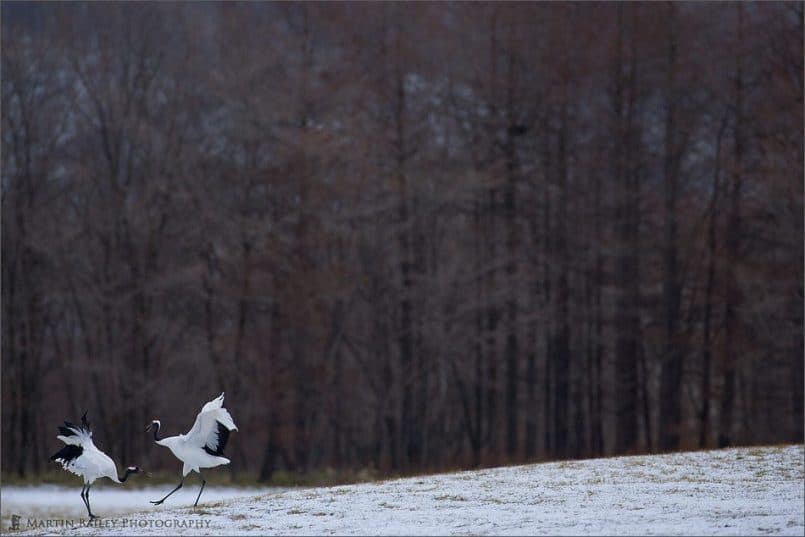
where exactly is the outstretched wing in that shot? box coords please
[56,411,93,447]
[50,443,89,479]
[185,393,238,456]
[50,444,83,466]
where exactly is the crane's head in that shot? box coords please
[145,420,161,433]
[119,465,145,483]
[128,466,152,478]
[145,420,162,441]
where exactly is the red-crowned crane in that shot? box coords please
[50,412,142,519]
[146,392,238,507]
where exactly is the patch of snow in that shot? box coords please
[1,485,279,529]
[5,445,803,536]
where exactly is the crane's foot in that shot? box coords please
[88,514,98,520]
[150,500,164,506]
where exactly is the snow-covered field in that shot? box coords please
[4,445,803,536]
[0,486,280,533]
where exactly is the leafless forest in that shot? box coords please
[2,2,802,481]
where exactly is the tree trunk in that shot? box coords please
[659,2,683,452]
[719,4,744,449]
[504,47,520,459]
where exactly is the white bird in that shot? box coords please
[50,412,142,519]
[146,392,238,506]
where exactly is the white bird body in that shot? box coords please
[59,441,123,484]
[51,413,141,518]
[148,392,238,506]
[155,435,230,476]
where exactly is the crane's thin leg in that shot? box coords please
[80,485,90,516]
[86,485,97,519]
[194,477,206,507]
[150,478,183,505]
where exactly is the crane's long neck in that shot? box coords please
[117,467,137,483]
[151,421,162,442]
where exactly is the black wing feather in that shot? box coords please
[50,444,83,464]
[203,421,231,456]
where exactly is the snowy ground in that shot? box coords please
[0,485,280,533]
[4,445,803,536]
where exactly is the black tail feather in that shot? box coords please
[58,425,77,437]
[60,414,91,436]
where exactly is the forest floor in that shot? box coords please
[3,444,803,536]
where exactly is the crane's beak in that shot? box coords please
[145,423,153,432]
[137,467,152,478]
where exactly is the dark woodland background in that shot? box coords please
[2,2,803,482]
